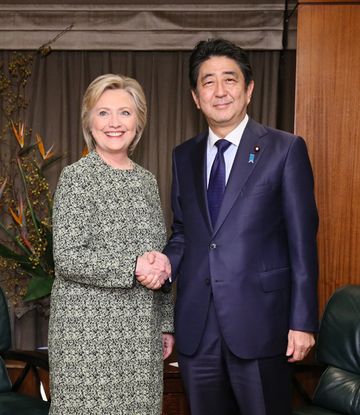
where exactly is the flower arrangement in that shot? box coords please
[0,52,61,305]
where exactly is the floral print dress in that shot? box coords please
[48,151,174,415]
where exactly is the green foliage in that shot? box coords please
[0,52,59,304]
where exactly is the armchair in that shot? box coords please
[0,287,50,414]
[293,284,360,415]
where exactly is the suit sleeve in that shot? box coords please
[163,149,185,280]
[150,178,175,333]
[282,136,319,332]
[53,167,136,288]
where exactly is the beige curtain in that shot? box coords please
[0,49,295,348]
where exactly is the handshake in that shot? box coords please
[135,251,171,290]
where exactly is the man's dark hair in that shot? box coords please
[189,38,254,91]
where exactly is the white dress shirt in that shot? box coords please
[206,114,249,187]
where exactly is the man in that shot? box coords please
[163,38,319,415]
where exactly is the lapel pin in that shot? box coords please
[248,153,255,164]
[254,145,260,152]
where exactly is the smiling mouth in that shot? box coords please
[105,131,125,137]
[214,102,232,108]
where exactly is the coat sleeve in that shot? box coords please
[52,167,136,288]
[157,290,174,333]
[282,136,319,332]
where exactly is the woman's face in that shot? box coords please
[90,88,138,157]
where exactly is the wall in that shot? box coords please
[295,0,360,313]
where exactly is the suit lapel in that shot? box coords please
[191,132,213,231]
[213,119,269,235]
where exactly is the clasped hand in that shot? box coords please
[135,251,171,290]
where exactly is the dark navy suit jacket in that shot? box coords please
[163,118,319,359]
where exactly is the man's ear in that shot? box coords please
[246,80,255,105]
[191,89,201,110]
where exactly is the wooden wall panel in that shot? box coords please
[295,2,360,313]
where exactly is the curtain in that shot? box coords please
[22,49,294,224]
[0,49,295,348]
[0,2,297,51]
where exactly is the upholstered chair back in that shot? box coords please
[294,284,360,415]
[311,285,360,414]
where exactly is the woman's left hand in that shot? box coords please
[162,333,175,360]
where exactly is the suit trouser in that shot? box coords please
[177,298,292,415]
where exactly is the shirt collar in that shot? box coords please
[208,114,249,149]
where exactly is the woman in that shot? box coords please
[48,74,174,414]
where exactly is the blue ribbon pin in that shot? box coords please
[248,153,255,164]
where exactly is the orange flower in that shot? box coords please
[36,133,54,160]
[81,145,89,158]
[9,196,24,227]
[9,207,22,226]
[11,121,25,148]
[20,234,34,253]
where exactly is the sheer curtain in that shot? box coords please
[0,48,295,348]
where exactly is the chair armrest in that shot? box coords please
[0,350,49,398]
[293,356,326,405]
[0,350,49,371]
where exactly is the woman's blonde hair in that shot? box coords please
[81,74,147,154]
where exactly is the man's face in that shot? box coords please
[192,56,254,137]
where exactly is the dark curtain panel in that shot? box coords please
[0,49,295,348]
[23,49,295,224]
[276,50,296,133]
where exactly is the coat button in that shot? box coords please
[205,278,211,285]
[209,243,217,250]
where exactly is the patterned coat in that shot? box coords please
[48,151,174,415]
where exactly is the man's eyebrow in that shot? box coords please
[200,73,215,82]
[222,71,238,77]
[200,71,239,82]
